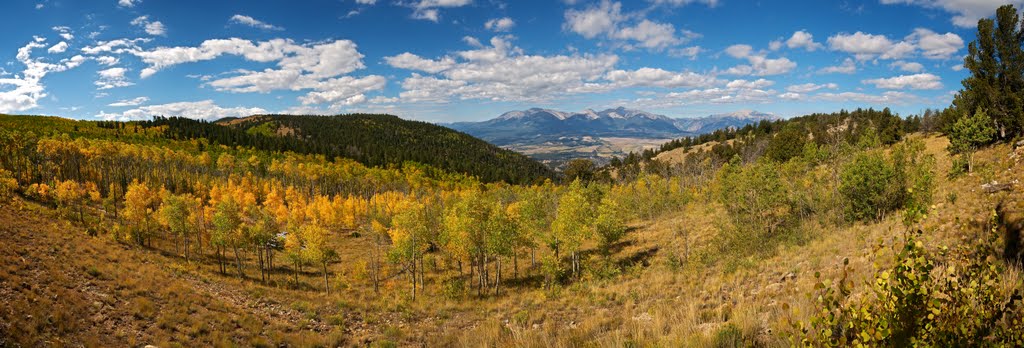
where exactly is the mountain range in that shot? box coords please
[448,107,778,146]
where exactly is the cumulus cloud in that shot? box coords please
[820,58,857,74]
[131,16,166,36]
[880,0,1024,27]
[95,56,120,66]
[97,100,267,121]
[668,46,703,59]
[52,26,74,41]
[890,60,925,72]
[905,28,963,59]
[95,67,134,90]
[385,36,625,102]
[384,52,456,73]
[81,38,150,55]
[786,82,838,93]
[565,0,699,50]
[230,15,284,31]
[722,44,796,76]
[0,37,85,113]
[108,96,149,107]
[118,0,140,7]
[47,41,69,54]
[409,0,472,22]
[604,67,720,89]
[632,86,776,108]
[485,17,515,32]
[95,37,385,108]
[726,78,774,89]
[814,90,921,104]
[785,30,823,51]
[827,31,913,60]
[863,73,942,90]
[650,0,719,6]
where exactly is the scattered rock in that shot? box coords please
[982,181,1013,194]
[632,312,653,322]
[764,283,784,294]
[697,322,722,336]
[780,272,797,282]
[1015,139,1024,148]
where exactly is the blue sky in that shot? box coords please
[0,0,1011,122]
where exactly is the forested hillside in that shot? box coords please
[141,114,555,184]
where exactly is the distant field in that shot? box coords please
[507,136,674,168]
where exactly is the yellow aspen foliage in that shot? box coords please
[123,180,160,245]
[0,168,17,203]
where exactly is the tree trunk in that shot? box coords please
[323,261,330,295]
[513,251,518,279]
[233,246,244,279]
[495,257,501,296]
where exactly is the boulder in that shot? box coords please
[982,181,1013,194]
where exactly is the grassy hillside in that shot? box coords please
[2,119,1022,346]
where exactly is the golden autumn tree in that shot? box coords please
[122,180,160,246]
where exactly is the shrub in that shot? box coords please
[794,223,1024,346]
[839,150,903,222]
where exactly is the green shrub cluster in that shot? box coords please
[794,221,1024,346]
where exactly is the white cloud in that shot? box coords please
[905,28,963,59]
[726,78,774,89]
[722,44,796,76]
[118,0,140,7]
[786,82,838,93]
[0,38,85,112]
[127,38,384,107]
[95,67,134,90]
[385,52,456,73]
[131,16,166,36]
[605,67,720,88]
[108,96,149,107]
[820,58,857,74]
[650,0,719,7]
[778,92,803,100]
[633,86,776,108]
[98,100,267,121]
[96,56,120,66]
[785,30,823,51]
[386,36,631,102]
[52,26,74,41]
[668,46,702,59]
[827,31,913,60]
[769,40,783,51]
[863,73,942,90]
[565,1,698,50]
[47,41,69,54]
[81,38,149,55]
[485,17,515,32]
[230,14,284,31]
[814,90,921,104]
[725,44,753,58]
[880,0,1024,27]
[890,60,925,72]
[356,0,377,4]
[410,0,472,22]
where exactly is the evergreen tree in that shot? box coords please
[955,4,1024,139]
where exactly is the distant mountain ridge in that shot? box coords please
[449,107,778,146]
